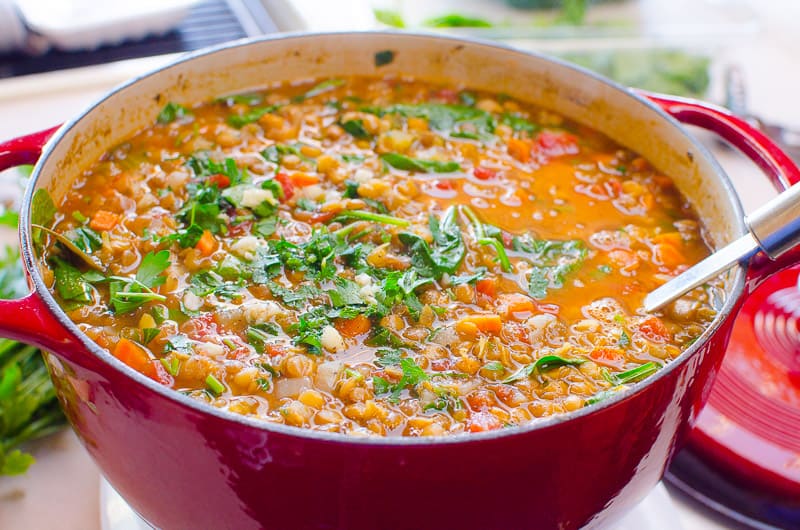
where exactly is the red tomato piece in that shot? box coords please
[434,88,459,104]
[638,316,671,343]
[536,131,579,158]
[207,173,231,189]
[473,167,498,180]
[435,180,454,191]
[273,172,294,200]
[467,389,495,411]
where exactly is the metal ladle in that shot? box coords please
[644,181,800,312]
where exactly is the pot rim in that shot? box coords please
[20,30,747,446]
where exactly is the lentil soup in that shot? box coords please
[37,76,720,437]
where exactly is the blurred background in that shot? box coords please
[0,1,799,529]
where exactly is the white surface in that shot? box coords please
[0,1,796,529]
[13,0,196,51]
[0,0,27,53]
[98,478,688,530]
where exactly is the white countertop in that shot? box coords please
[0,1,797,527]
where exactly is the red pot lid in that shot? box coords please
[689,264,800,497]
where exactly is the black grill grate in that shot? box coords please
[0,0,275,79]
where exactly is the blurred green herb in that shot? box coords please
[0,246,65,475]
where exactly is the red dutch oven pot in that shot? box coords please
[0,33,799,529]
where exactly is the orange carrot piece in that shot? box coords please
[290,172,321,187]
[195,230,217,257]
[457,314,503,335]
[653,243,685,269]
[590,347,626,367]
[113,338,151,373]
[507,138,531,163]
[334,314,371,337]
[89,210,119,231]
[476,278,497,298]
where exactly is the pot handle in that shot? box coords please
[641,91,800,290]
[0,127,84,355]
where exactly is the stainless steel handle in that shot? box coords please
[746,182,800,259]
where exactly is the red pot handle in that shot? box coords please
[641,91,800,290]
[0,126,82,354]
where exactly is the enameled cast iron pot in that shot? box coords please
[1,33,799,530]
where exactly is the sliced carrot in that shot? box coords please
[195,230,217,257]
[457,314,503,335]
[113,338,151,373]
[290,172,321,187]
[638,316,671,343]
[590,347,626,367]
[406,117,429,131]
[653,243,685,269]
[334,314,371,337]
[652,232,683,247]
[468,411,503,432]
[476,278,497,298]
[507,138,531,163]
[89,209,119,231]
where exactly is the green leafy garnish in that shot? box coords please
[334,209,410,227]
[398,206,465,280]
[227,105,280,128]
[612,362,660,385]
[109,251,170,313]
[512,236,587,299]
[363,103,495,139]
[373,358,429,402]
[500,112,538,133]
[294,79,345,102]
[618,330,631,349]
[381,153,460,173]
[461,205,511,272]
[502,355,585,384]
[190,272,243,300]
[157,102,192,124]
[328,277,364,308]
[373,8,405,28]
[340,119,371,139]
[268,281,322,309]
[423,13,493,28]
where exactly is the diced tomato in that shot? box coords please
[434,88,459,104]
[467,389,495,411]
[473,167,498,180]
[430,358,455,372]
[476,278,497,298]
[265,344,288,357]
[468,411,503,432]
[273,172,294,200]
[638,316,671,343]
[227,220,253,237]
[590,347,626,367]
[148,360,174,386]
[435,180,454,191]
[535,131,579,158]
[207,173,230,189]
[184,314,218,341]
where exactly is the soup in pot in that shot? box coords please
[36,76,721,437]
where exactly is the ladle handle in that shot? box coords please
[747,182,800,259]
[641,91,800,292]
